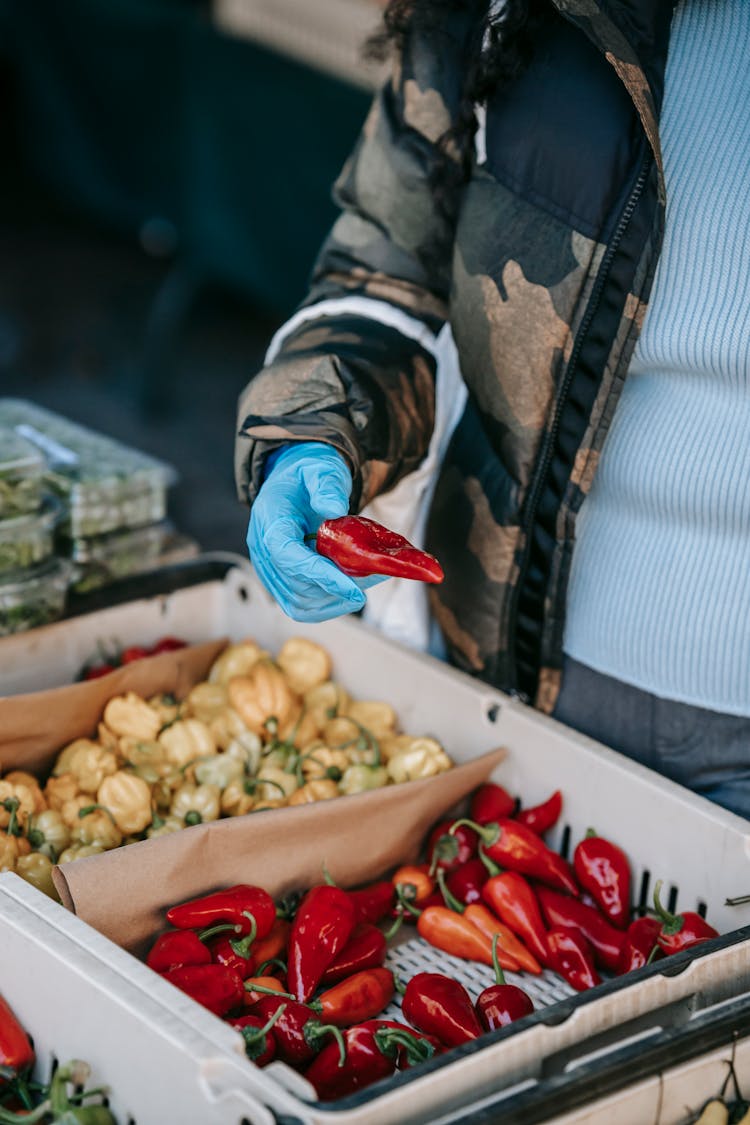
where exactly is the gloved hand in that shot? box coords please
[247,442,382,623]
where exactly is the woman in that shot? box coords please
[235,0,750,817]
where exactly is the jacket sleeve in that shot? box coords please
[235,22,467,510]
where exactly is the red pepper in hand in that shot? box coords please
[314,516,444,583]
[445,859,489,906]
[574,830,632,930]
[517,790,563,836]
[481,872,552,968]
[476,936,535,1031]
[321,924,387,984]
[618,916,664,974]
[426,819,479,875]
[417,905,498,968]
[287,884,356,1002]
[653,880,719,955]
[228,1006,287,1067]
[303,1021,434,1100]
[252,995,345,1067]
[454,819,579,896]
[536,886,625,972]
[348,881,396,926]
[547,927,601,992]
[470,782,517,825]
[0,994,34,1077]
[402,972,482,1048]
[166,884,276,943]
[147,930,211,974]
[162,963,245,1016]
[317,968,394,1027]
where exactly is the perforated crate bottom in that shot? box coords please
[382,935,576,1022]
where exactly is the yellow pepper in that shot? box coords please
[338,764,389,795]
[43,773,81,812]
[15,852,59,900]
[97,722,120,753]
[57,843,105,864]
[184,682,228,724]
[0,781,36,832]
[277,705,323,750]
[228,661,298,737]
[147,692,181,726]
[171,783,221,826]
[146,815,184,839]
[345,700,397,741]
[304,681,351,727]
[0,831,31,872]
[287,780,339,806]
[277,637,332,694]
[26,809,71,860]
[322,716,362,748]
[103,693,162,741]
[60,795,96,829]
[208,640,268,684]
[159,718,216,769]
[97,771,153,835]
[71,806,123,850]
[252,799,286,813]
[299,746,350,782]
[118,737,166,773]
[221,779,256,818]
[55,740,118,795]
[386,739,453,783]
[3,771,47,813]
[193,754,245,790]
[255,767,299,802]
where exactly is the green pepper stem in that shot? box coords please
[585,827,598,839]
[257,957,287,976]
[322,862,337,887]
[395,885,423,918]
[245,982,295,999]
[197,921,242,942]
[308,1023,347,1068]
[449,817,499,848]
[652,880,683,934]
[491,934,506,986]
[383,913,405,941]
[375,1028,434,1066]
[77,804,119,829]
[3,798,21,838]
[477,845,502,877]
[243,1003,287,1044]
[0,1101,51,1124]
[393,974,407,996]
[436,868,465,914]
[645,942,661,965]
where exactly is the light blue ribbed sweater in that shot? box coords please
[563,0,750,715]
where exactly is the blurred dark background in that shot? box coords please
[0,0,383,552]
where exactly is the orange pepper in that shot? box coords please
[464,903,542,975]
[243,976,287,1007]
[417,905,499,967]
[392,864,434,904]
[248,917,290,975]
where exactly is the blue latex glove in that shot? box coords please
[248,442,381,623]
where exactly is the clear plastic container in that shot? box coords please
[62,521,200,593]
[0,399,177,538]
[0,496,60,576]
[0,557,71,636]
[0,427,46,519]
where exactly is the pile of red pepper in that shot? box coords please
[145,781,720,1102]
[79,635,188,680]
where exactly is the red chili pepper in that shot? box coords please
[454,819,579,896]
[0,994,34,1077]
[426,819,479,875]
[209,933,254,979]
[162,963,245,1016]
[481,872,552,968]
[147,930,211,974]
[392,864,435,905]
[248,918,290,975]
[402,972,482,1048]
[82,662,117,681]
[120,645,152,664]
[573,830,632,929]
[227,1006,287,1067]
[317,968,395,1027]
[470,782,517,825]
[151,635,188,654]
[417,905,498,968]
[166,885,276,943]
[347,881,396,925]
[476,936,535,1031]
[653,881,720,955]
[516,790,563,836]
[243,977,288,1006]
[362,1020,443,1068]
[547,927,601,991]
[287,884,356,1002]
[252,995,344,1067]
[536,886,626,972]
[321,924,387,984]
[445,859,489,906]
[314,516,444,583]
[303,1022,434,1101]
[617,916,665,974]
[463,903,540,974]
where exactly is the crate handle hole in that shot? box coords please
[639,869,651,912]
[697,900,707,918]
[559,824,571,861]
[667,884,679,914]
[238,585,249,603]
[486,703,502,724]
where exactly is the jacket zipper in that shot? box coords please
[507,153,651,703]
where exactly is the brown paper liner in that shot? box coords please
[53,747,506,955]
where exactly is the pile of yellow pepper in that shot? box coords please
[0,637,453,899]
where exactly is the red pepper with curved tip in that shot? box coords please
[251,995,345,1067]
[0,994,34,1078]
[453,819,579,896]
[618,916,664,974]
[470,782,517,825]
[653,881,719,955]
[227,1006,287,1067]
[481,871,552,968]
[166,884,276,943]
[348,881,396,925]
[287,884,356,1002]
[476,936,535,1031]
[517,790,563,836]
[536,886,625,972]
[433,869,523,972]
[162,963,245,1016]
[417,905,498,968]
[574,830,632,929]
[445,859,489,906]
[547,927,601,992]
[303,1021,435,1100]
[321,924,387,984]
[317,968,395,1027]
[402,972,482,1048]
[315,516,444,583]
[426,820,479,875]
[147,930,211,974]
[464,903,541,975]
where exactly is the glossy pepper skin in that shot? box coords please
[321,924,387,984]
[573,831,632,929]
[243,976,288,1006]
[248,918,290,975]
[317,968,394,1027]
[348,881,396,925]
[146,930,211,974]
[417,905,498,968]
[482,871,552,968]
[517,790,563,836]
[445,859,489,906]
[470,782,517,825]
[536,886,625,972]
[287,884,356,1002]
[315,516,444,583]
[426,820,479,875]
[455,819,579,896]
[463,903,541,975]
[166,884,276,942]
[162,963,245,1016]
[367,1020,443,1068]
[303,1021,433,1101]
[252,995,344,1067]
[618,916,664,974]
[476,938,535,1031]
[210,933,254,979]
[402,972,482,1048]
[547,927,601,992]
[0,994,34,1077]
[227,1009,284,1067]
[653,881,720,955]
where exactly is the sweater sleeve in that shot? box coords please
[234,21,467,510]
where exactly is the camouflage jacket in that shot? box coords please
[235,0,678,710]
